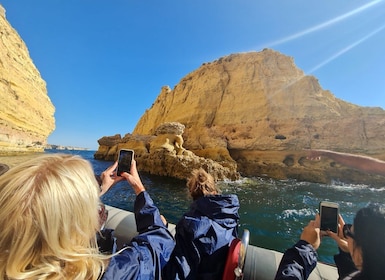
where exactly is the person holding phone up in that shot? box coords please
[274,204,385,280]
[0,153,175,280]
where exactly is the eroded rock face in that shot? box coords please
[97,50,385,184]
[0,6,55,154]
[95,122,239,181]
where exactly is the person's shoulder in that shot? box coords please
[221,194,240,204]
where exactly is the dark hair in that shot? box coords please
[353,203,385,279]
[186,168,219,200]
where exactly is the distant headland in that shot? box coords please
[45,144,89,151]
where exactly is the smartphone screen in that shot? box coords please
[320,202,339,233]
[117,149,134,176]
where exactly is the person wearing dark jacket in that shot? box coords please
[274,204,385,280]
[102,190,174,279]
[99,159,176,279]
[162,168,240,280]
[0,154,175,280]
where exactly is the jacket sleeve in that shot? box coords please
[134,191,166,232]
[102,191,175,280]
[274,240,317,280]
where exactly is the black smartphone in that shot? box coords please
[117,149,134,176]
[319,201,339,233]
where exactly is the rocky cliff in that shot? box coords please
[95,122,239,181]
[0,5,55,155]
[97,50,385,185]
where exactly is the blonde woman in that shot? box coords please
[163,168,240,279]
[0,154,174,279]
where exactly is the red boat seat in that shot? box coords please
[222,229,250,280]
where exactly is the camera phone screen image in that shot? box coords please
[320,206,338,233]
[117,150,133,176]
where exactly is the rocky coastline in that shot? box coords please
[95,51,385,186]
[1,6,384,185]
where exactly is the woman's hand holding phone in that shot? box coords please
[120,160,146,195]
[100,161,124,196]
[300,214,321,250]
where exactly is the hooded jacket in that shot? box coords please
[162,194,240,280]
[102,191,175,280]
[274,240,361,280]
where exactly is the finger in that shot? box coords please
[102,163,117,178]
[320,229,328,237]
[106,161,118,172]
[338,214,346,226]
[337,223,344,238]
[114,176,124,183]
[130,160,138,175]
[308,220,317,229]
[314,214,320,228]
[326,230,340,242]
[120,172,130,179]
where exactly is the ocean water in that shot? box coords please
[4,149,385,264]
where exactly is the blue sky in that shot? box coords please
[2,1,385,150]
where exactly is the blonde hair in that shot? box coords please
[0,154,108,279]
[187,168,219,200]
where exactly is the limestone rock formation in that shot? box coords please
[0,5,55,155]
[95,122,239,181]
[97,50,385,185]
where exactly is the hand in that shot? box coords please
[300,214,321,250]
[326,214,349,252]
[99,161,124,196]
[121,160,146,195]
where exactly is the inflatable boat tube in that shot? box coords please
[105,205,338,280]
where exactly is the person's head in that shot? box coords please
[0,154,106,279]
[187,168,219,200]
[348,204,385,279]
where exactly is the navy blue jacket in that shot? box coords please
[274,240,361,280]
[162,194,240,280]
[102,191,175,280]
[274,240,318,280]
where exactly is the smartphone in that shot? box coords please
[319,201,339,233]
[117,149,134,176]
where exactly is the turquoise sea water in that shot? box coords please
[8,149,385,264]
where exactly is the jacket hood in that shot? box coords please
[188,194,240,229]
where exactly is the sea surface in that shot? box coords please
[2,149,385,264]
